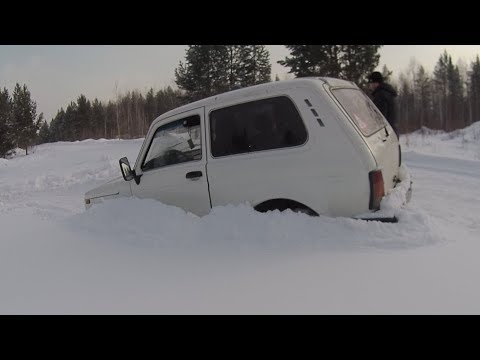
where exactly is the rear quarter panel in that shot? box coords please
[305,82,376,216]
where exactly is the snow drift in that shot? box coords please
[1,124,480,314]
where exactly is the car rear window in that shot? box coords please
[331,88,386,137]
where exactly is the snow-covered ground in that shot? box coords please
[1,124,480,314]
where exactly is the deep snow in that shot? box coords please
[1,124,480,314]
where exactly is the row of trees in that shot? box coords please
[38,45,275,144]
[276,46,480,132]
[393,52,480,133]
[41,45,382,144]
[0,84,43,157]
[174,45,383,100]
[42,87,184,143]
[4,45,480,156]
[39,45,271,143]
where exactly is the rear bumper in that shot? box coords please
[354,166,413,223]
[356,215,399,223]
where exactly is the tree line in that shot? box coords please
[2,45,480,158]
[391,51,480,133]
[15,45,276,149]
[37,45,382,146]
[44,86,184,143]
[279,46,480,133]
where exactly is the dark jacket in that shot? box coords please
[372,82,398,130]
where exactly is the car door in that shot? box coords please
[205,95,313,210]
[131,108,211,216]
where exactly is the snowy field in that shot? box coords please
[1,123,480,314]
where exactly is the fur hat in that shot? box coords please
[368,71,384,83]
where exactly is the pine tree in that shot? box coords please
[64,102,78,141]
[38,120,50,144]
[11,83,42,155]
[469,55,480,124]
[238,45,272,86]
[457,59,469,127]
[91,99,104,139]
[397,73,413,133]
[209,46,230,93]
[175,45,227,101]
[278,45,342,77]
[105,102,116,139]
[76,94,92,140]
[133,90,145,137]
[340,45,382,87]
[278,45,382,86]
[225,45,242,88]
[0,88,16,158]
[415,66,432,128]
[175,45,272,101]
[50,108,67,142]
[434,50,450,130]
[145,88,157,127]
[447,60,464,130]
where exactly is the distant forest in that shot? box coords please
[2,45,480,157]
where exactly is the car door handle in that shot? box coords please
[186,171,203,179]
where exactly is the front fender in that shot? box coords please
[84,176,132,209]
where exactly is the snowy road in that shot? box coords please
[1,127,480,314]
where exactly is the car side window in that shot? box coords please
[142,115,202,171]
[210,96,307,157]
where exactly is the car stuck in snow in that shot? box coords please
[85,77,412,222]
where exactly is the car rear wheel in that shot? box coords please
[255,199,318,217]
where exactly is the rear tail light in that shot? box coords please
[369,170,385,210]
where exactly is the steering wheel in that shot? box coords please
[163,149,189,165]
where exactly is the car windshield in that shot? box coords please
[331,88,386,137]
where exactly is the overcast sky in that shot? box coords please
[2,45,480,121]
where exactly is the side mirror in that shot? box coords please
[119,157,134,181]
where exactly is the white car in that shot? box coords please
[85,77,412,222]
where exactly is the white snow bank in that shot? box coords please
[3,133,480,314]
[381,164,412,212]
[26,161,120,191]
[378,164,412,217]
[66,195,444,252]
[402,122,480,161]
[1,139,142,191]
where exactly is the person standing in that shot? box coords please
[368,71,399,136]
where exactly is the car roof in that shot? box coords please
[156,77,357,122]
